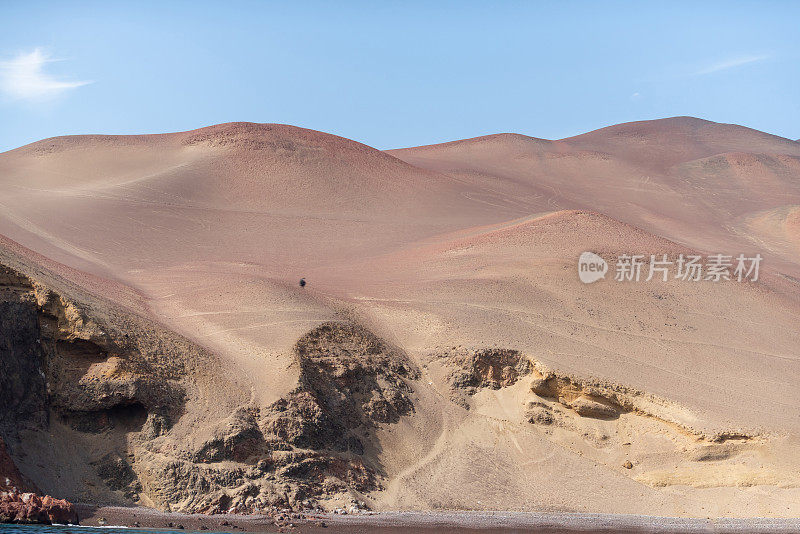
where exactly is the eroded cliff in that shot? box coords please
[0,253,419,513]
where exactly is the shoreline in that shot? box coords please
[73,505,800,533]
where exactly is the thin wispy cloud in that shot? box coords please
[0,48,91,101]
[695,54,770,75]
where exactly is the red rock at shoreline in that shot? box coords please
[0,491,79,525]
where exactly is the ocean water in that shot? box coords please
[0,526,234,534]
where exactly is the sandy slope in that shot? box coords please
[0,123,523,404]
[1,118,800,518]
[388,117,800,277]
[319,210,800,516]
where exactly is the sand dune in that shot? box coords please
[1,118,800,518]
[0,123,522,404]
[389,117,800,277]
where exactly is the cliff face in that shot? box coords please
[0,267,48,439]
[0,260,184,506]
[0,254,418,513]
[1,263,183,442]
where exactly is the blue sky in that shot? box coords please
[1,1,798,152]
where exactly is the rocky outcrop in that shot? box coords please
[0,491,78,525]
[35,287,184,435]
[439,348,531,408]
[190,408,266,464]
[1,252,421,515]
[139,322,420,514]
[0,262,185,438]
[448,348,531,391]
[264,322,418,451]
[0,257,194,508]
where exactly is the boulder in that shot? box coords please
[567,396,619,419]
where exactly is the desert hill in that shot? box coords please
[1,118,800,518]
[0,122,531,405]
[389,117,800,277]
